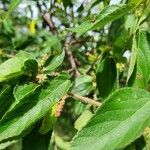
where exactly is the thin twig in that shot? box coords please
[68,92,101,107]
[64,33,80,77]
[42,13,80,77]
[42,13,58,34]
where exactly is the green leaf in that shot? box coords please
[132,31,150,88]
[5,0,22,18]
[1,83,39,120]
[23,59,38,77]
[0,85,14,119]
[2,20,14,33]
[39,104,57,134]
[96,57,117,98]
[13,83,39,101]
[124,14,137,36]
[46,36,62,53]
[70,88,150,150]
[44,50,65,73]
[74,110,93,131]
[0,51,34,82]
[127,35,137,83]
[71,75,93,96]
[128,0,144,7]
[86,0,103,10]
[0,79,71,142]
[139,0,150,24]
[0,140,18,149]
[69,4,133,36]
[54,134,70,150]
[128,31,150,89]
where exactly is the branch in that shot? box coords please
[42,13,80,77]
[42,13,58,34]
[68,92,101,107]
[64,33,80,77]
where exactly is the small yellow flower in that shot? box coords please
[29,20,36,34]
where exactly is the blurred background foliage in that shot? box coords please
[0,0,150,149]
